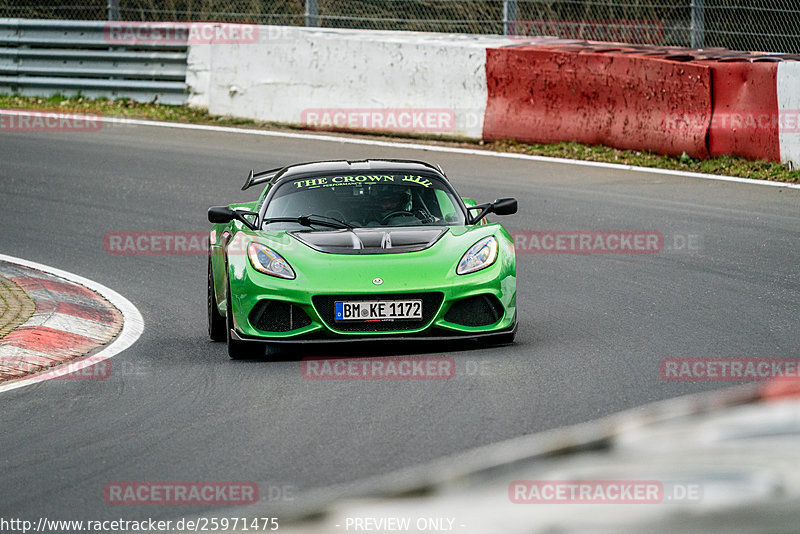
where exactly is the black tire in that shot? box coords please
[225,279,264,359]
[208,257,226,341]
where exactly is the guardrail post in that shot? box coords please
[503,0,517,36]
[690,0,705,48]
[305,0,319,27]
[107,0,120,21]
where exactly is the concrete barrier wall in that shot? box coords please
[706,61,780,162]
[778,62,800,168]
[482,45,712,158]
[186,25,800,167]
[187,26,520,139]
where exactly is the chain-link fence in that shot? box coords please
[1,0,798,53]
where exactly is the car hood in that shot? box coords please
[227,223,511,290]
[288,227,448,254]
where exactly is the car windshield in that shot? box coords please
[262,173,467,229]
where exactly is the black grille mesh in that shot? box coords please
[312,293,444,332]
[249,300,312,332]
[444,294,503,327]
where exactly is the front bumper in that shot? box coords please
[228,255,516,341]
[230,318,517,344]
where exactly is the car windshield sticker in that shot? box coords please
[292,175,433,190]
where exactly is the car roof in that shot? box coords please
[242,159,448,191]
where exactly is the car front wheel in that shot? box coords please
[225,279,264,359]
[208,257,226,341]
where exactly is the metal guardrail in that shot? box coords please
[0,19,187,105]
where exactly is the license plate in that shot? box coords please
[335,299,422,321]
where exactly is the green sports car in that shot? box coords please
[207,159,517,358]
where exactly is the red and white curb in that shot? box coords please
[0,254,144,393]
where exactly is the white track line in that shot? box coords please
[2,108,799,190]
[0,253,144,394]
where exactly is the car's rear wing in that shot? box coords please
[241,167,283,191]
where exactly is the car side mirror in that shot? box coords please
[468,197,518,224]
[208,206,235,224]
[492,198,518,216]
[209,206,259,230]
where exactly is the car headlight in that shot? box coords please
[247,242,295,279]
[457,236,498,275]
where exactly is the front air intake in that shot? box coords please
[444,294,503,327]
[249,300,311,332]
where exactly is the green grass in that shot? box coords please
[492,140,800,184]
[2,94,798,184]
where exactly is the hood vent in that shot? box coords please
[290,228,447,254]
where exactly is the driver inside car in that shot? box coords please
[363,185,418,226]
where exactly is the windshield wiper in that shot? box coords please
[262,214,355,230]
[302,214,356,229]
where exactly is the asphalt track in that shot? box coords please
[1,123,799,523]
